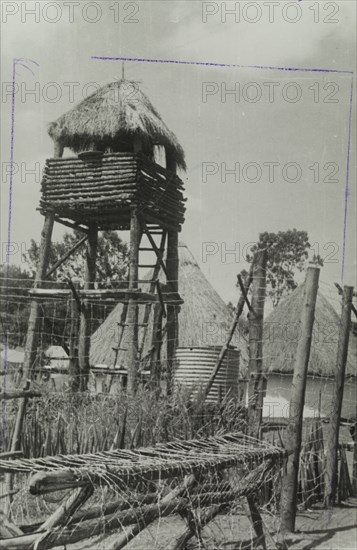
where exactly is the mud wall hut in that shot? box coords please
[262,284,357,419]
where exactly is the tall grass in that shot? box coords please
[1,387,247,458]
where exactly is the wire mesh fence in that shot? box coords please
[0,275,356,547]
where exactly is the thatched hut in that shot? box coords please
[90,241,248,371]
[263,284,356,377]
[262,284,357,418]
[48,78,186,170]
[0,348,24,388]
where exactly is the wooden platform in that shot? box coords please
[40,152,186,231]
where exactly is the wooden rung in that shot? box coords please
[112,347,128,352]
[139,265,157,268]
[139,247,157,252]
[1,389,42,400]
[117,322,148,327]
[28,288,158,303]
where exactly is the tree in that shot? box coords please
[24,230,129,286]
[240,229,323,308]
[20,231,130,351]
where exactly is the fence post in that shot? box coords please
[78,225,97,392]
[69,281,81,392]
[126,208,140,397]
[324,285,353,506]
[166,230,179,396]
[280,266,320,535]
[247,249,267,439]
[353,404,357,497]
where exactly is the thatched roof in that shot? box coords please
[90,242,248,368]
[48,79,186,170]
[263,284,357,377]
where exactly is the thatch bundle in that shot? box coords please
[48,79,186,170]
[263,284,357,377]
[90,242,248,368]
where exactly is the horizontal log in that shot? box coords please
[139,183,185,202]
[139,157,185,188]
[0,477,269,549]
[44,164,136,172]
[43,184,137,194]
[139,189,185,209]
[42,181,137,193]
[28,289,157,301]
[43,189,137,201]
[45,166,135,175]
[42,183,137,195]
[43,194,135,205]
[141,206,185,226]
[139,196,185,215]
[22,481,240,533]
[0,451,23,460]
[45,154,185,188]
[0,390,41,400]
[0,501,190,549]
[139,173,185,195]
[140,183,185,203]
[28,453,280,495]
[43,174,137,186]
[47,157,136,165]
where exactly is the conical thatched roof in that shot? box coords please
[263,284,357,377]
[90,242,248,368]
[48,79,186,170]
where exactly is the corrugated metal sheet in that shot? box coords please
[174,346,242,403]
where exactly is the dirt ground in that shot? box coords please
[60,498,357,550]
[289,498,357,550]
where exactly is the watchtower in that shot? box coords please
[23,78,186,395]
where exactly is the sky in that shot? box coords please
[1,0,356,305]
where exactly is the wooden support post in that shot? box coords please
[353,404,357,497]
[242,497,267,550]
[166,230,179,395]
[280,266,320,535]
[150,302,164,388]
[21,215,55,383]
[53,141,64,158]
[78,225,97,391]
[5,213,54,516]
[68,280,80,392]
[247,249,267,440]
[126,208,141,396]
[324,285,353,506]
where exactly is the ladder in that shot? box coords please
[108,224,167,389]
